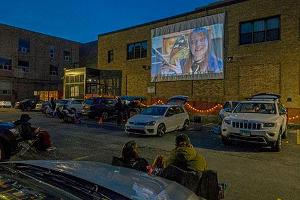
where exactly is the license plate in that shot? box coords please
[240,130,251,136]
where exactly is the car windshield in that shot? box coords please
[141,106,168,116]
[234,102,276,114]
[56,100,68,104]
[84,99,94,105]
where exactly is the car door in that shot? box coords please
[172,106,185,129]
[72,100,83,112]
[164,107,177,132]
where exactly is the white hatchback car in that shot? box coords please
[125,104,190,136]
[56,99,83,113]
[221,95,287,152]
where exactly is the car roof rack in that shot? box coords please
[248,93,280,101]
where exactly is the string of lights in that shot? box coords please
[142,99,223,113]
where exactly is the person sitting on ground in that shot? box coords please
[112,140,149,172]
[153,134,207,173]
[14,114,35,140]
[14,114,53,151]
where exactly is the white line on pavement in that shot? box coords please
[73,155,90,161]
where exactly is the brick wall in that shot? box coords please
[0,24,80,102]
[98,0,300,108]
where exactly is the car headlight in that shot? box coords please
[9,128,20,136]
[224,119,231,125]
[146,121,156,126]
[263,122,275,127]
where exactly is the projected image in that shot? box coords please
[151,15,224,82]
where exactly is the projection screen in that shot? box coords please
[151,13,225,82]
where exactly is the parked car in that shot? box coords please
[0,161,199,200]
[219,101,240,120]
[0,122,19,161]
[0,101,13,108]
[120,95,147,116]
[82,97,117,119]
[55,99,83,113]
[125,96,190,136]
[221,93,287,152]
[15,99,38,111]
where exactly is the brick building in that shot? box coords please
[0,23,81,103]
[98,0,300,109]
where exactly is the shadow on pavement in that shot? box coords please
[188,126,277,153]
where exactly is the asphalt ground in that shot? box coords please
[0,108,300,200]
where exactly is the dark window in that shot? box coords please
[0,57,12,71]
[0,90,11,95]
[266,17,280,41]
[18,60,29,72]
[50,46,55,59]
[240,16,280,45]
[253,20,265,43]
[127,41,147,60]
[108,50,114,63]
[63,51,71,61]
[18,39,30,53]
[240,22,253,44]
[127,44,134,60]
[50,65,58,76]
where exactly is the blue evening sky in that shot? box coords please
[0,0,217,43]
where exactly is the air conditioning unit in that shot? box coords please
[21,47,28,53]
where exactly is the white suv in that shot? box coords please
[221,94,287,152]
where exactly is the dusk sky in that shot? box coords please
[0,0,217,43]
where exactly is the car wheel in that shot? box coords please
[181,119,190,131]
[272,132,282,152]
[221,136,231,146]
[157,124,166,137]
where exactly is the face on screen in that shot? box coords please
[189,31,208,62]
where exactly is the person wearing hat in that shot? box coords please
[14,114,34,140]
[153,134,207,173]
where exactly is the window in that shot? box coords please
[127,41,147,60]
[50,46,55,59]
[18,39,30,53]
[0,57,12,71]
[108,50,114,63]
[50,65,58,76]
[70,86,79,97]
[240,16,280,45]
[18,60,29,72]
[63,50,71,61]
[0,90,11,95]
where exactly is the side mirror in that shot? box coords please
[165,113,173,117]
[281,109,287,115]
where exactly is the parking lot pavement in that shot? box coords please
[1,109,300,200]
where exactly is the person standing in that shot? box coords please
[116,97,123,125]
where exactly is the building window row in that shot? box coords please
[240,16,280,45]
[127,41,147,60]
[0,90,11,95]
